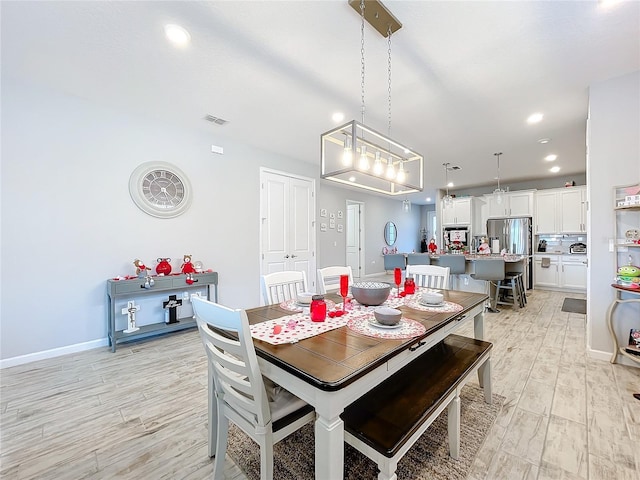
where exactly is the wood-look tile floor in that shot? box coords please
[1,289,638,479]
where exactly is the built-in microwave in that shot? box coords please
[443,226,470,248]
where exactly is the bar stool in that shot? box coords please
[437,254,467,290]
[470,259,505,312]
[496,272,524,309]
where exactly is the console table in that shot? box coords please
[107,272,218,352]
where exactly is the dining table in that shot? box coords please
[210,287,489,480]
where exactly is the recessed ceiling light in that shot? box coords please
[349,176,356,182]
[527,112,544,124]
[599,0,623,9]
[544,154,557,162]
[447,182,454,188]
[332,112,345,122]
[549,166,561,173]
[426,197,432,202]
[537,138,551,144]
[164,24,191,46]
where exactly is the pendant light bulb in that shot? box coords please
[396,160,406,183]
[402,199,411,213]
[385,156,396,179]
[373,151,383,175]
[358,144,370,170]
[342,136,353,167]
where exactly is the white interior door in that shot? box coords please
[346,202,364,279]
[260,169,316,297]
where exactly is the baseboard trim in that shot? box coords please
[0,338,109,369]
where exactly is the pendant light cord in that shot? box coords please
[494,152,503,191]
[360,0,366,125]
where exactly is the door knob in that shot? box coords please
[291,254,297,258]
[284,255,290,258]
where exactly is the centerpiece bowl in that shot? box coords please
[351,282,392,306]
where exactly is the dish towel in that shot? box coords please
[541,257,551,268]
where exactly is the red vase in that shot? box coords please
[156,258,172,275]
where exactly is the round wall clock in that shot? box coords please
[128,162,192,218]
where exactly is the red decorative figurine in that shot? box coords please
[181,254,196,274]
[428,238,438,254]
[156,257,172,275]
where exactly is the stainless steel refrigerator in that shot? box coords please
[487,217,533,289]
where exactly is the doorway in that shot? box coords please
[260,168,316,299]
[346,201,365,279]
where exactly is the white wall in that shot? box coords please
[317,183,421,274]
[587,70,640,362]
[0,78,322,361]
[0,78,416,363]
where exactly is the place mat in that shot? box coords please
[404,298,464,313]
[279,298,336,312]
[250,312,348,345]
[346,312,426,339]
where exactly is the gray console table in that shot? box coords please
[107,272,218,352]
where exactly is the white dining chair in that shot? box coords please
[260,270,308,305]
[317,265,354,294]
[406,265,450,289]
[192,297,315,480]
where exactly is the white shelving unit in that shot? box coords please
[607,184,640,365]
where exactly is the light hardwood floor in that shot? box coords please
[1,289,638,479]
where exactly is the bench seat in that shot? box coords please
[341,334,492,480]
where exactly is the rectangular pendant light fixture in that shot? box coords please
[321,120,424,196]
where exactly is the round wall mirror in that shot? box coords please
[384,221,398,246]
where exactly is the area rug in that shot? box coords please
[226,384,505,480]
[561,297,587,314]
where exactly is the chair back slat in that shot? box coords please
[317,266,353,294]
[406,265,450,289]
[261,271,308,304]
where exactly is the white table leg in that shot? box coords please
[448,394,461,460]
[474,309,485,387]
[315,413,344,480]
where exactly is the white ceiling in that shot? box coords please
[2,1,639,204]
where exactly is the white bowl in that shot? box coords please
[374,307,402,326]
[422,290,444,305]
[296,292,314,305]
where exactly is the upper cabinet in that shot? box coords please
[559,187,587,233]
[485,191,534,218]
[442,197,472,226]
[534,190,559,234]
[534,186,586,234]
[473,196,488,235]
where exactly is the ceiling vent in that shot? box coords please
[448,165,461,171]
[204,115,228,126]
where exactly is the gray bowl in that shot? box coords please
[351,282,392,306]
[374,307,402,326]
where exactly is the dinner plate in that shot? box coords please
[368,318,403,329]
[419,300,445,307]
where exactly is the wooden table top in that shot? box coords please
[246,289,487,392]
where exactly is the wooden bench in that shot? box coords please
[341,334,492,480]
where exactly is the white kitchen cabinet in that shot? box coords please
[442,197,472,226]
[534,254,587,291]
[534,190,558,234]
[534,186,586,234]
[473,197,488,236]
[486,191,534,218]
[559,187,587,233]
[560,255,587,290]
[534,256,560,288]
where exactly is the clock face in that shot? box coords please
[129,162,192,218]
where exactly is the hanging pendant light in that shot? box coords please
[402,199,411,213]
[442,162,454,207]
[320,0,423,196]
[493,152,506,204]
